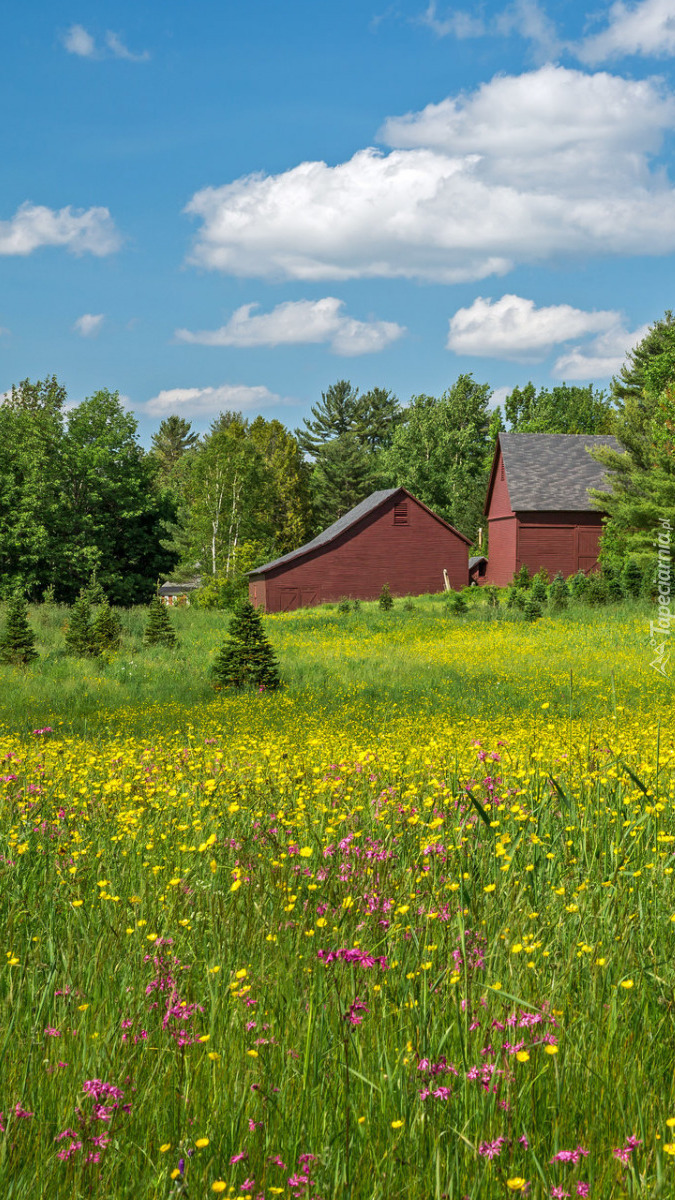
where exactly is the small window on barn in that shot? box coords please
[393,501,409,526]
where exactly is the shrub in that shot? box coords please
[144,595,177,648]
[92,600,122,653]
[65,591,98,657]
[523,595,542,622]
[337,597,351,615]
[531,572,548,603]
[0,588,38,666]
[447,591,468,615]
[621,557,643,599]
[512,565,531,589]
[211,599,281,691]
[506,586,526,611]
[484,585,500,609]
[569,571,590,601]
[585,573,609,606]
[548,572,569,611]
[378,584,394,611]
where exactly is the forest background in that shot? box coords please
[3,311,674,607]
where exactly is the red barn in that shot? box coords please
[484,433,620,586]
[248,487,471,612]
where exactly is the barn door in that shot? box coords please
[576,528,601,574]
[279,588,300,612]
[300,587,319,608]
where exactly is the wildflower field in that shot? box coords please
[1,597,674,1198]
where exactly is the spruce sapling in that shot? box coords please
[65,590,97,656]
[211,599,281,691]
[378,583,394,611]
[144,594,177,648]
[0,587,38,666]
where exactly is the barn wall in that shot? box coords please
[249,577,267,610]
[487,445,514,518]
[516,511,605,579]
[485,517,518,585]
[254,496,469,612]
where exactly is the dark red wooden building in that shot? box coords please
[484,433,620,586]
[248,487,471,612]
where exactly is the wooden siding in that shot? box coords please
[249,493,469,612]
[485,516,518,586]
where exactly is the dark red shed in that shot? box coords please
[248,487,471,612]
[484,433,620,587]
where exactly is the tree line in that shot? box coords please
[2,312,673,604]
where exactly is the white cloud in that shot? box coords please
[61,25,149,62]
[175,297,405,356]
[552,322,651,378]
[185,65,675,285]
[105,32,150,62]
[62,24,96,57]
[418,2,485,38]
[490,385,512,408]
[74,313,105,337]
[0,202,121,257]
[145,384,281,418]
[577,0,675,64]
[447,294,619,358]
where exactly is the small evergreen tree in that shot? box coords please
[337,597,351,614]
[65,591,97,656]
[506,586,526,611]
[585,573,609,606]
[602,566,624,603]
[548,572,569,611]
[512,565,531,589]
[447,591,468,615]
[569,571,590,601]
[378,583,394,611]
[92,600,122,653]
[211,599,281,691]
[484,585,500,608]
[523,595,542,622]
[531,572,548,603]
[621,557,643,599]
[84,568,107,606]
[0,588,38,666]
[144,594,178,648]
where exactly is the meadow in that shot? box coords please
[1,594,674,1198]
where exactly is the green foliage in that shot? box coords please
[378,583,394,611]
[65,591,98,657]
[621,557,643,599]
[569,571,590,600]
[402,596,415,612]
[531,572,548,603]
[523,594,542,621]
[311,432,378,528]
[512,565,531,589]
[484,585,500,608]
[382,374,492,541]
[337,597,352,614]
[92,600,122,653]
[211,599,281,691]
[150,415,199,480]
[505,382,613,433]
[447,591,468,615]
[506,586,526,611]
[144,595,178,648]
[548,572,569,611]
[584,573,609,606]
[0,588,38,665]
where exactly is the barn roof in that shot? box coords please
[490,433,622,512]
[250,487,470,576]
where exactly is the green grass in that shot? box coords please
[0,597,673,1198]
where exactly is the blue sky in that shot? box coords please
[2,0,675,442]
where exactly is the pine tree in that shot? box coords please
[548,572,569,611]
[92,600,122,653]
[211,599,281,691]
[524,595,542,622]
[569,571,590,601]
[144,595,178,648]
[378,583,394,611]
[65,591,97,656]
[0,588,38,665]
[531,572,548,602]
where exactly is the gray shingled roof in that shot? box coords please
[249,489,402,575]
[498,433,621,511]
